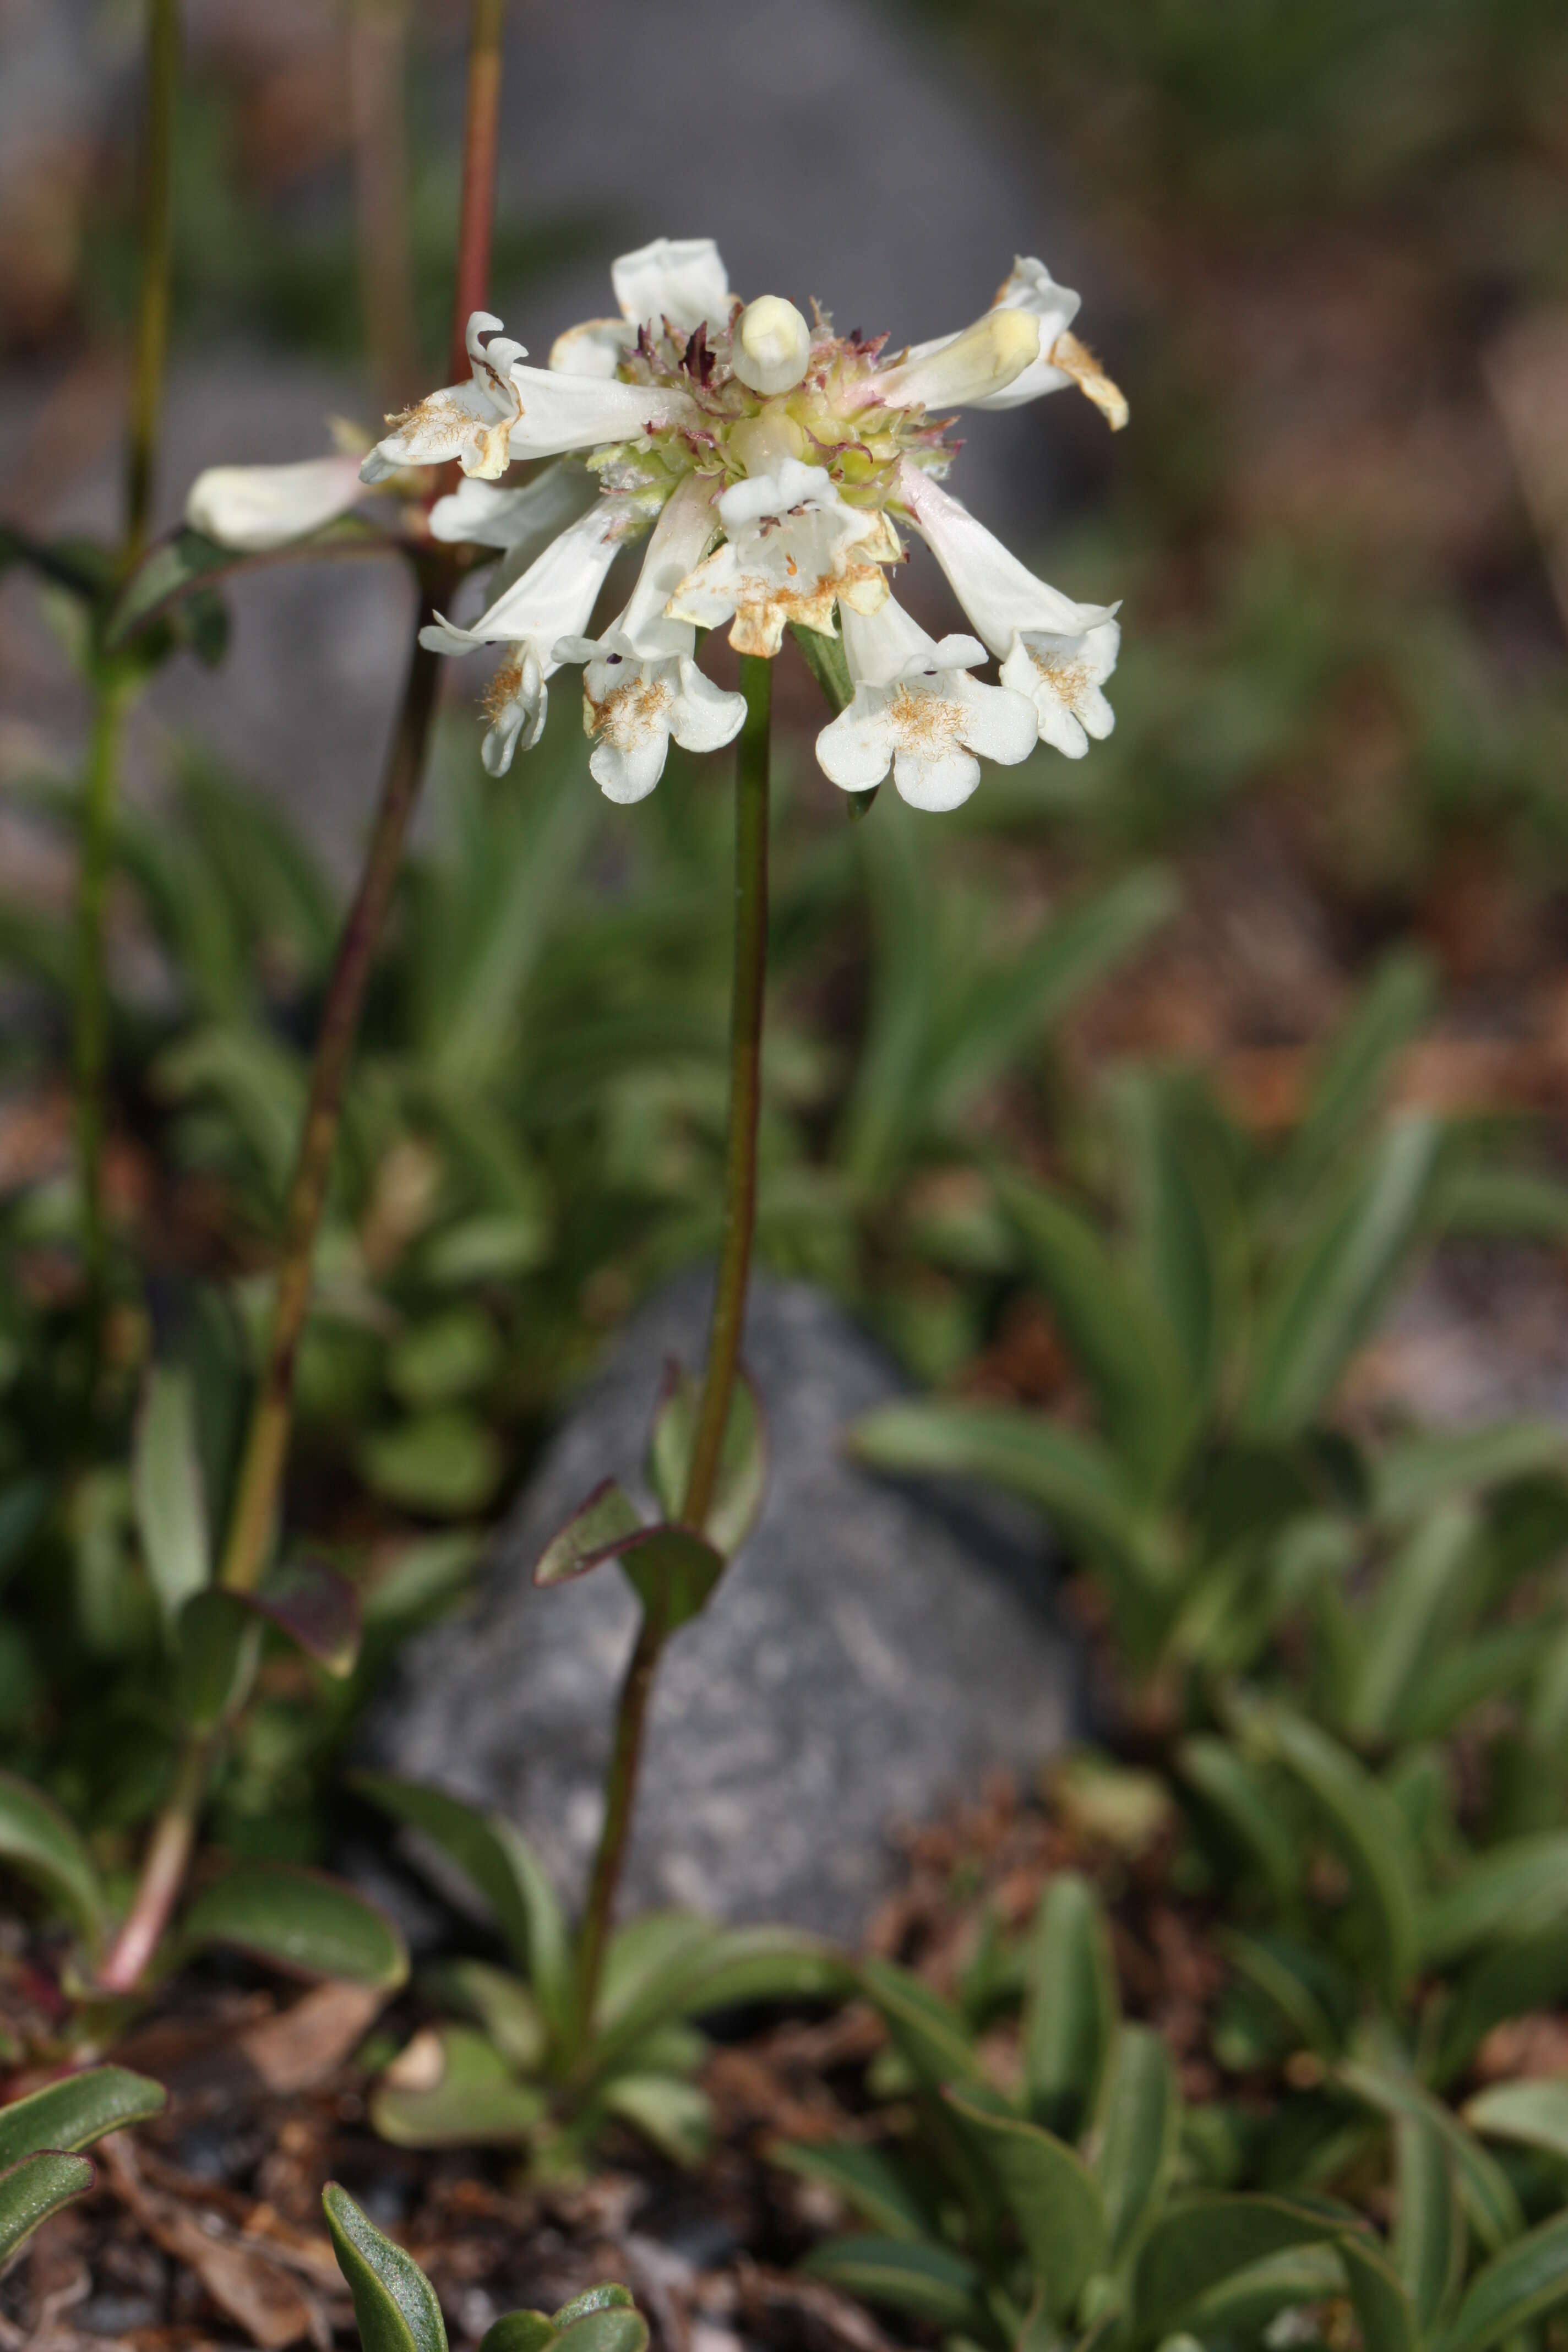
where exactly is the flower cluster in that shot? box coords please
[187,237,1126,810]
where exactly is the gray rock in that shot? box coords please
[364,1271,1075,1943]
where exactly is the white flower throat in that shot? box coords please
[186,236,1128,810]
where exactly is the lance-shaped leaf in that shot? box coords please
[323,2180,448,2352]
[647,1364,766,1558]
[1244,1114,1440,1439]
[1178,1736,1302,1912]
[350,1774,569,2038]
[370,2026,547,2148]
[617,1525,726,1634]
[1246,1705,1418,2003]
[586,1921,849,2082]
[534,1480,644,1587]
[0,2067,164,2169]
[133,1364,210,1631]
[1395,2116,1462,2334]
[999,1172,1194,1498]
[1435,2212,1568,2352]
[944,2086,1106,2318]
[770,2142,930,2242]
[245,1563,361,1676]
[0,1772,107,1952]
[1133,2193,1353,2337]
[1095,2024,1179,2266]
[107,518,391,648]
[1336,2059,1521,2251]
[1464,2081,1568,2164]
[1021,1871,1118,2139]
[0,2152,97,2266]
[176,1589,259,1733]
[799,2236,983,2328]
[858,1956,987,2093]
[1339,2231,1419,2352]
[1422,1830,1568,1966]
[182,1864,407,1989]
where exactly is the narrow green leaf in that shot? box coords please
[1394,2116,1461,2335]
[1464,2082,1568,2164]
[1095,2026,1180,2266]
[837,808,935,1191]
[107,518,387,646]
[600,2073,711,2166]
[927,868,1177,1122]
[859,1957,987,2093]
[1021,1872,1118,2139]
[0,2068,164,2169]
[246,1564,361,1677]
[1110,1066,1244,1407]
[1254,1708,1419,2001]
[617,1525,726,1634]
[175,1589,259,1733]
[848,1401,1155,1589]
[1347,1505,1479,1741]
[1339,2232,1418,2352]
[553,2313,649,2352]
[554,2291,637,2328]
[0,1772,106,1951]
[1336,2061,1521,2251]
[799,2235,982,2328]
[1436,2212,1568,2352]
[945,2086,1107,2318]
[1272,951,1435,1212]
[370,2027,547,2149]
[790,620,853,714]
[0,2152,96,2264]
[1133,2194,1349,2336]
[323,2179,448,2352]
[999,1174,1193,1497]
[1177,1736,1302,1912]
[1373,1423,1568,1527]
[133,1364,210,1629]
[647,1366,766,1559]
[1244,1115,1440,1439]
[1422,1832,1568,1966]
[533,1480,644,1587]
[1435,1933,1568,2088]
[770,2141,929,2242]
[589,1923,849,2084]
[182,1863,407,1989]
[1436,1168,1568,1245]
[351,1776,569,2037]
[478,2317,555,2352]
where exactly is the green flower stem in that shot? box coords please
[124,0,179,567]
[75,0,179,1325]
[73,672,132,1319]
[568,654,774,2055]
[101,0,508,1992]
[98,1731,210,1994]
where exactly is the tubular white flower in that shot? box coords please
[428,462,594,549]
[550,473,743,802]
[418,495,641,773]
[815,596,1037,811]
[549,236,731,377]
[184,453,367,551]
[900,467,1120,758]
[731,296,812,396]
[864,308,1041,413]
[891,257,1127,429]
[666,457,896,657]
[361,312,529,483]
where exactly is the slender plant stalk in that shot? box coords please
[217,617,444,1592]
[97,1734,209,1994]
[100,0,509,1991]
[349,0,420,411]
[74,0,179,1323]
[569,656,774,2052]
[124,0,179,566]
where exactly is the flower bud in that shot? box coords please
[731,295,812,395]
[873,308,1042,412]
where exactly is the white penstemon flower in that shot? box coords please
[183,235,1127,809]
